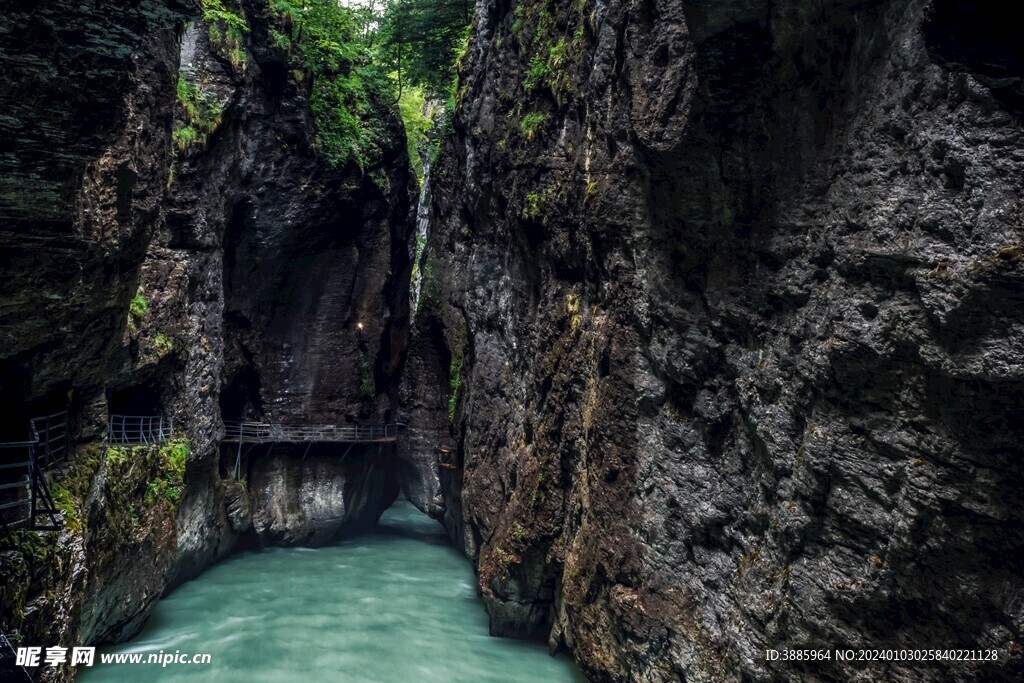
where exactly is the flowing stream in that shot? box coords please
[78,500,584,682]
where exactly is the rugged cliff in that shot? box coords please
[1,0,412,678]
[1,2,198,669]
[408,0,1024,680]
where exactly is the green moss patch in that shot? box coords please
[203,0,249,72]
[174,75,223,151]
[269,0,393,171]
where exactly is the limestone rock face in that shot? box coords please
[0,0,198,664]
[0,0,412,671]
[409,0,1024,680]
[154,2,412,553]
[248,447,399,546]
[0,1,193,421]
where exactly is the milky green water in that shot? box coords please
[78,501,585,683]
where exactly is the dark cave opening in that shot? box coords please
[0,363,32,441]
[107,382,163,416]
[924,0,1024,78]
[220,365,263,421]
[924,0,1024,115]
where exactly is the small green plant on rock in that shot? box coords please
[523,185,561,224]
[493,546,516,567]
[523,192,544,221]
[154,332,174,355]
[128,292,148,331]
[7,528,57,568]
[130,292,148,319]
[145,438,189,508]
[106,445,130,467]
[48,482,80,533]
[174,75,223,151]
[520,112,546,141]
[511,5,525,34]
[203,0,249,72]
[172,126,198,150]
[524,54,550,91]
[566,291,583,333]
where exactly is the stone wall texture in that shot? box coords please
[406,0,1024,680]
[0,2,411,679]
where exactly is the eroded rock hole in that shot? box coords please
[924,0,1024,115]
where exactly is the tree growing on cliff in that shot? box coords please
[380,0,473,97]
[269,0,393,170]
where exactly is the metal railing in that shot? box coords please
[0,440,32,521]
[30,411,70,470]
[0,436,60,533]
[2,411,175,539]
[106,415,174,445]
[223,421,399,444]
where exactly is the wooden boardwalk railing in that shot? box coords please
[223,421,399,444]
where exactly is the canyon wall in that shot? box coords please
[0,1,412,679]
[408,0,1024,680]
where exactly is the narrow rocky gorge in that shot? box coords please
[1,0,1022,682]
[2,1,411,677]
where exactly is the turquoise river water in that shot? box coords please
[78,501,585,682]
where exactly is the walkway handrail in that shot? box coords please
[107,414,174,445]
[0,436,59,533]
[29,411,70,470]
[0,411,72,535]
[223,421,399,444]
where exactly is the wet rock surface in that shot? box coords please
[248,446,399,546]
[408,0,1024,680]
[0,0,412,677]
[0,1,192,423]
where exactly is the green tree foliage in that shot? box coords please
[397,85,433,181]
[203,0,249,71]
[269,0,393,171]
[256,0,472,173]
[380,0,473,97]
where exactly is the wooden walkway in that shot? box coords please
[222,421,399,444]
